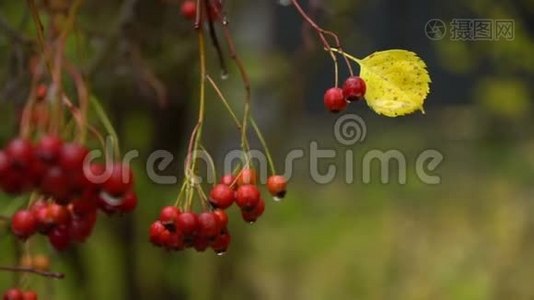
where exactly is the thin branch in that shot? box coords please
[206,74,241,129]
[0,266,65,280]
[204,0,228,77]
[291,0,354,79]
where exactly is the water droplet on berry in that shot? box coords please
[216,251,226,256]
[273,196,283,202]
[222,17,229,25]
[248,221,255,225]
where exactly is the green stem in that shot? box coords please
[206,75,241,129]
[90,96,121,158]
[330,48,362,64]
[249,117,276,175]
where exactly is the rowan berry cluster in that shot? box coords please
[150,168,287,254]
[1,136,137,250]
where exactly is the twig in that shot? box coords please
[206,74,241,129]
[0,266,65,280]
[204,0,228,77]
[291,0,354,81]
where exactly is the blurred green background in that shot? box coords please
[1,0,534,299]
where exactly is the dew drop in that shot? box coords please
[216,251,226,256]
[273,196,283,202]
[220,71,229,80]
[248,221,255,225]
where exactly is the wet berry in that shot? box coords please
[11,210,37,240]
[209,184,235,209]
[267,175,287,198]
[342,76,366,101]
[197,212,219,239]
[236,184,261,211]
[324,87,347,113]
[237,168,257,186]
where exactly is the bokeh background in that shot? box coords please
[1,0,534,299]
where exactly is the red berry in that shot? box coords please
[193,236,210,252]
[48,226,71,251]
[69,212,97,243]
[267,175,287,198]
[48,203,71,226]
[84,163,106,186]
[149,221,167,247]
[176,212,198,236]
[22,291,37,300]
[40,167,69,200]
[211,230,231,254]
[342,76,366,101]
[70,198,98,217]
[35,135,63,164]
[209,184,235,209]
[118,191,137,213]
[236,184,260,210]
[212,209,228,228]
[197,212,219,239]
[33,208,53,234]
[167,231,185,250]
[11,210,37,240]
[220,174,236,189]
[159,206,181,225]
[237,168,257,186]
[241,198,265,223]
[324,87,348,113]
[67,166,91,193]
[6,138,34,168]
[180,0,197,20]
[3,289,23,300]
[60,143,89,171]
[103,164,133,197]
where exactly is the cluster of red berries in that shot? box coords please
[150,207,231,254]
[1,137,137,250]
[150,169,287,254]
[180,0,221,21]
[12,199,96,251]
[324,76,367,113]
[2,289,37,300]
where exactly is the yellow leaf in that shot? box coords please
[358,50,431,117]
